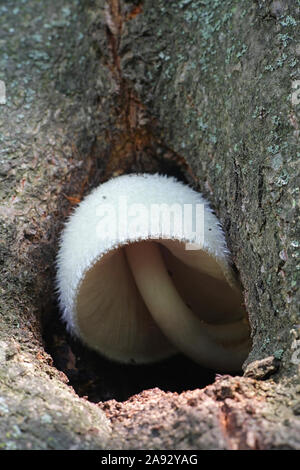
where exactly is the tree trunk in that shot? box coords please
[0,0,299,450]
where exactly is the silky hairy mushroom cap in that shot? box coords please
[57,173,251,371]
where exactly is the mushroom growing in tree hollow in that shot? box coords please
[57,173,250,371]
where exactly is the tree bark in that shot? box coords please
[0,0,299,450]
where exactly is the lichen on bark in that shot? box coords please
[120,0,300,375]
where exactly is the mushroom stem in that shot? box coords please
[125,241,250,371]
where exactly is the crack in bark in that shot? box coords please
[103,0,195,180]
[216,383,262,450]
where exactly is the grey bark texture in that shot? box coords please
[0,0,299,450]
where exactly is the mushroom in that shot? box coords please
[57,173,250,371]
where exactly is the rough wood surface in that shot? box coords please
[0,0,299,450]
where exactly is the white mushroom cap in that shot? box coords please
[57,173,250,370]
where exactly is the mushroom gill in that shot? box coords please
[57,173,251,371]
